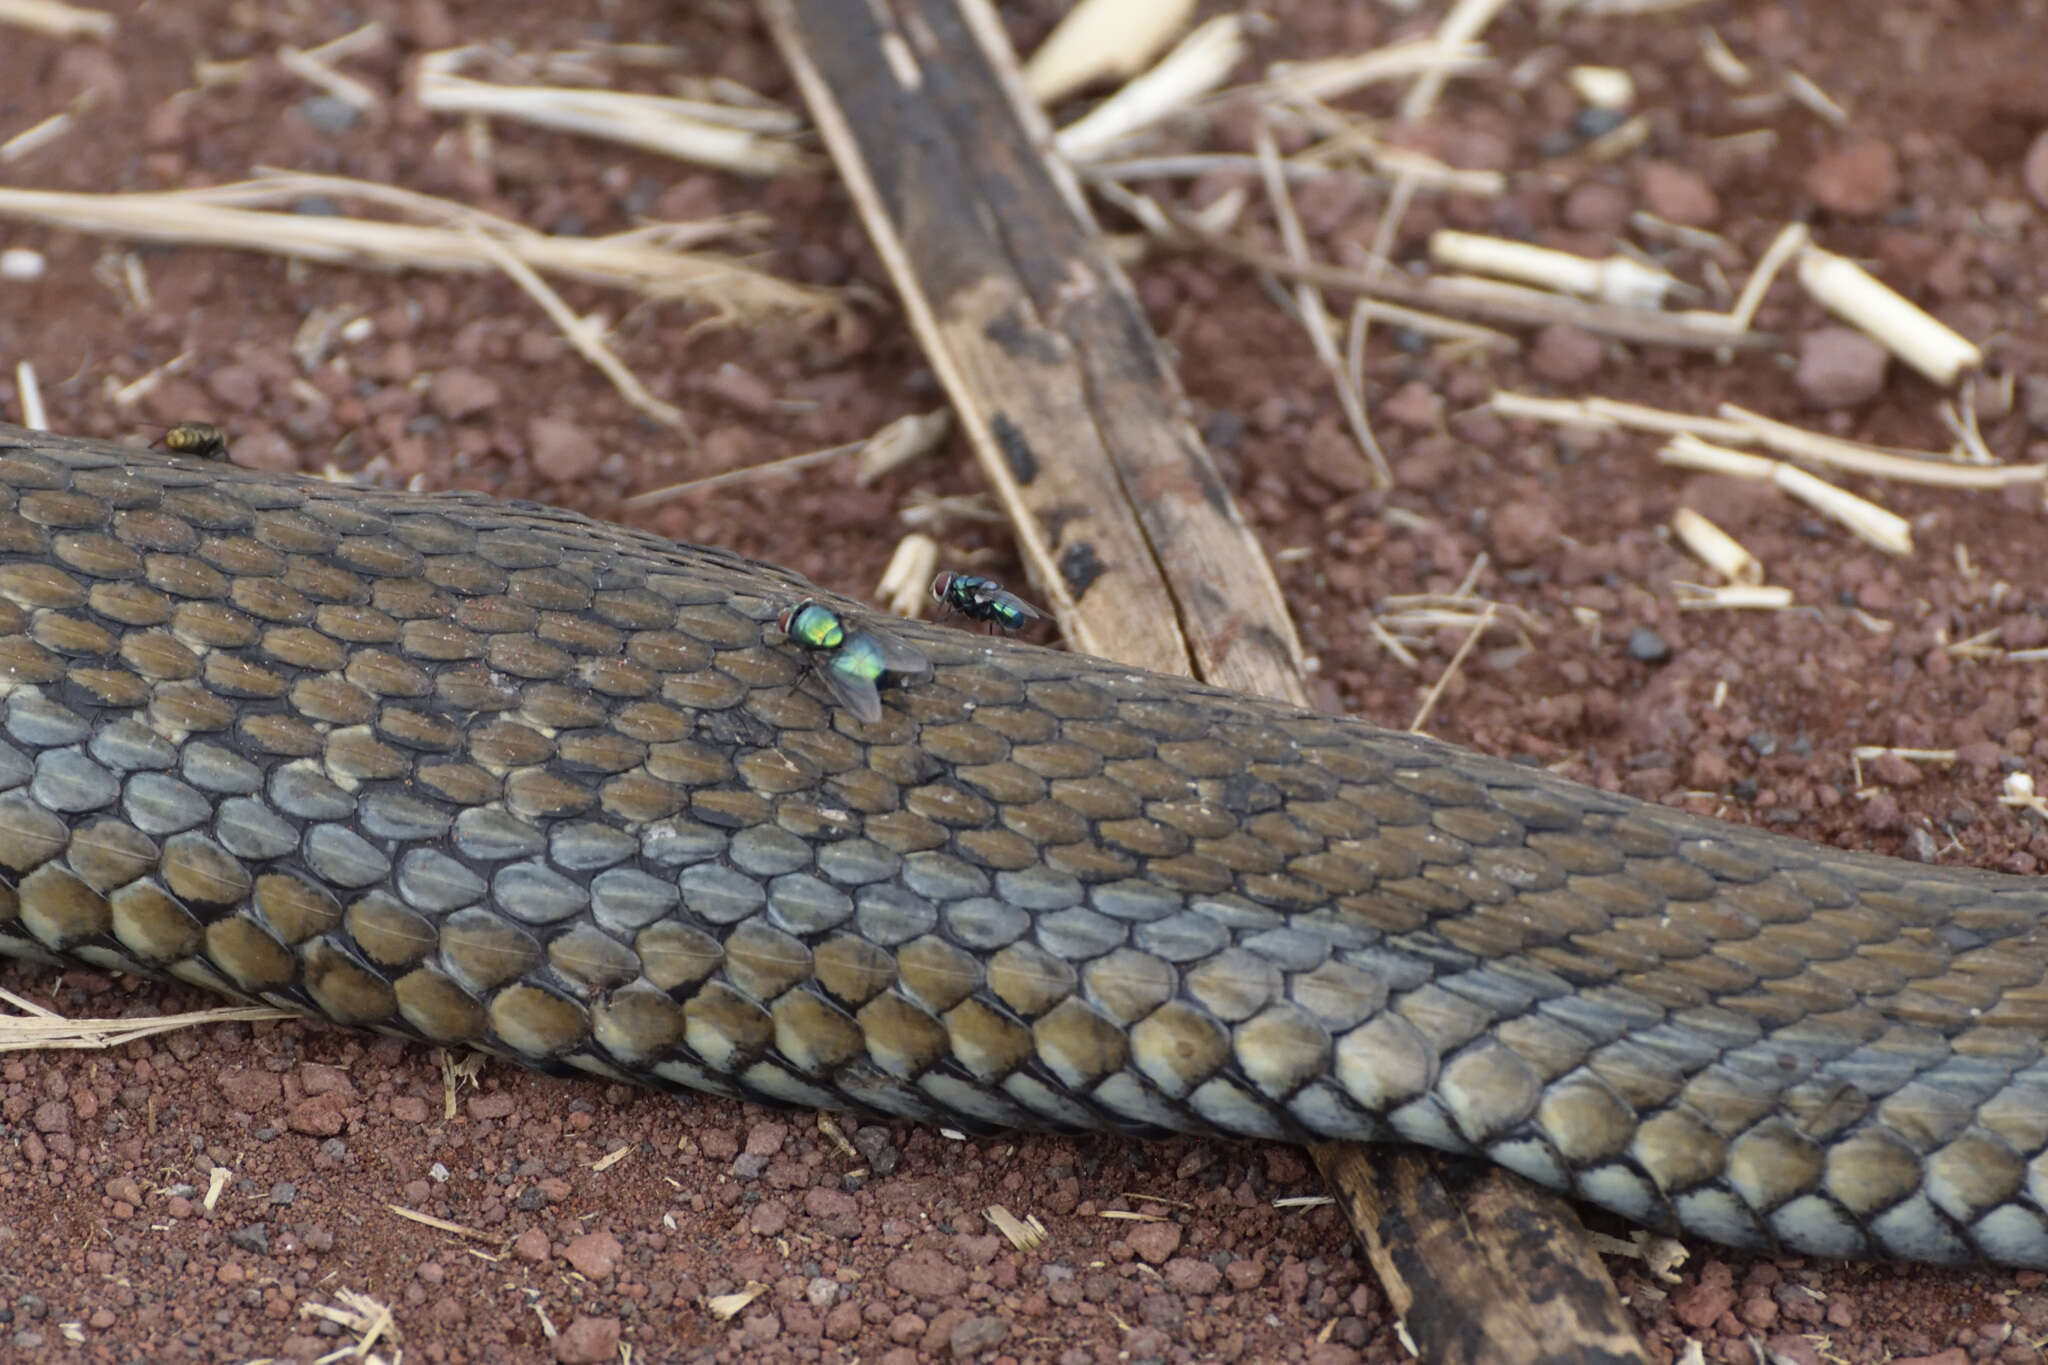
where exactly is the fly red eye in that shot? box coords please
[931,572,952,601]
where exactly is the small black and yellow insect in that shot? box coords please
[152,423,230,462]
[930,571,1046,635]
[777,599,933,723]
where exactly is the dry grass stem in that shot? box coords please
[985,1204,1050,1251]
[1401,0,1509,121]
[417,47,812,176]
[1783,68,1849,126]
[1721,403,2045,487]
[1430,229,1674,307]
[1,110,79,162]
[1487,390,1619,431]
[1409,602,1497,733]
[0,989,295,1051]
[1671,508,1762,585]
[877,533,941,617]
[0,179,830,321]
[0,0,112,38]
[108,349,193,408]
[299,1288,397,1359]
[2002,774,2048,820]
[1569,65,1635,111]
[385,1204,495,1241]
[1056,14,1248,163]
[278,42,381,112]
[1356,297,1516,350]
[704,1285,768,1320]
[1582,396,1755,443]
[1022,0,1196,104]
[1552,0,1713,13]
[301,19,387,64]
[1697,28,1752,85]
[1673,583,1793,611]
[1254,122,1391,490]
[621,438,865,509]
[1263,38,1491,106]
[1582,114,1653,162]
[856,408,951,484]
[14,360,46,430]
[1659,434,1913,555]
[1797,245,1980,385]
[459,223,693,436]
[1169,217,1772,348]
[1725,221,1808,330]
[1492,390,1756,442]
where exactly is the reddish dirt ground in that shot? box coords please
[2,1,2048,1362]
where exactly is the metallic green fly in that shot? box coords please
[776,599,932,723]
[930,571,1046,635]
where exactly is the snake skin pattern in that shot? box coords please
[1,426,2047,1267]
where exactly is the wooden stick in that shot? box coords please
[759,4,1650,1363]
[760,0,1307,702]
[1171,214,1775,352]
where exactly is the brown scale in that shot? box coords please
[7,430,2048,1264]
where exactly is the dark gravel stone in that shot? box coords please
[1626,627,1671,663]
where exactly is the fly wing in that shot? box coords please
[816,660,886,723]
[1005,593,1048,625]
[865,630,933,682]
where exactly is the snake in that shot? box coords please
[0,423,2045,1269]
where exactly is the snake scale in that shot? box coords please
[1,424,2046,1268]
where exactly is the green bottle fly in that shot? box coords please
[930,571,1046,634]
[777,599,932,723]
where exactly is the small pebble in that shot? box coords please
[1795,326,1889,408]
[529,415,604,482]
[552,1315,621,1364]
[1806,137,1901,216]
[1626,626,1671,663]
[0,249,44,282]
[1529,324,1603,384]
[298,96,362,135]
[2026,129,2048,210]
[1637,161,1719,226]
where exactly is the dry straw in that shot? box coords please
[0,171,832,322]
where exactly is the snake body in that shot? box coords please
[2,426,2046,1267]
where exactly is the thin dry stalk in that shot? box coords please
[621,438,865,508]
[1797,245,1980,385]
[0,180,830,321]
[1,110,79,163]
[460,223,694,437]
[14,360,46,430]
[1410,602,1497,733]
[855,408,951,484]
[1671,507,1762,586]
[417,48,812,176]
[0,0,112,38]
[1725,221,1808,331]
[1171,221,1775,350]
[1401,0,1509,121]
[1659,433,1913,555]
[877,533,941,617]
[1672,583,1793,611]
[1721,404,2045,488]
[1022,0,1196,104]
[1254,121,1391,490]
[1056,14,1248,163]
[278,42,381,112]
[0,990,294,1051]
[1262,37,1491,106]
